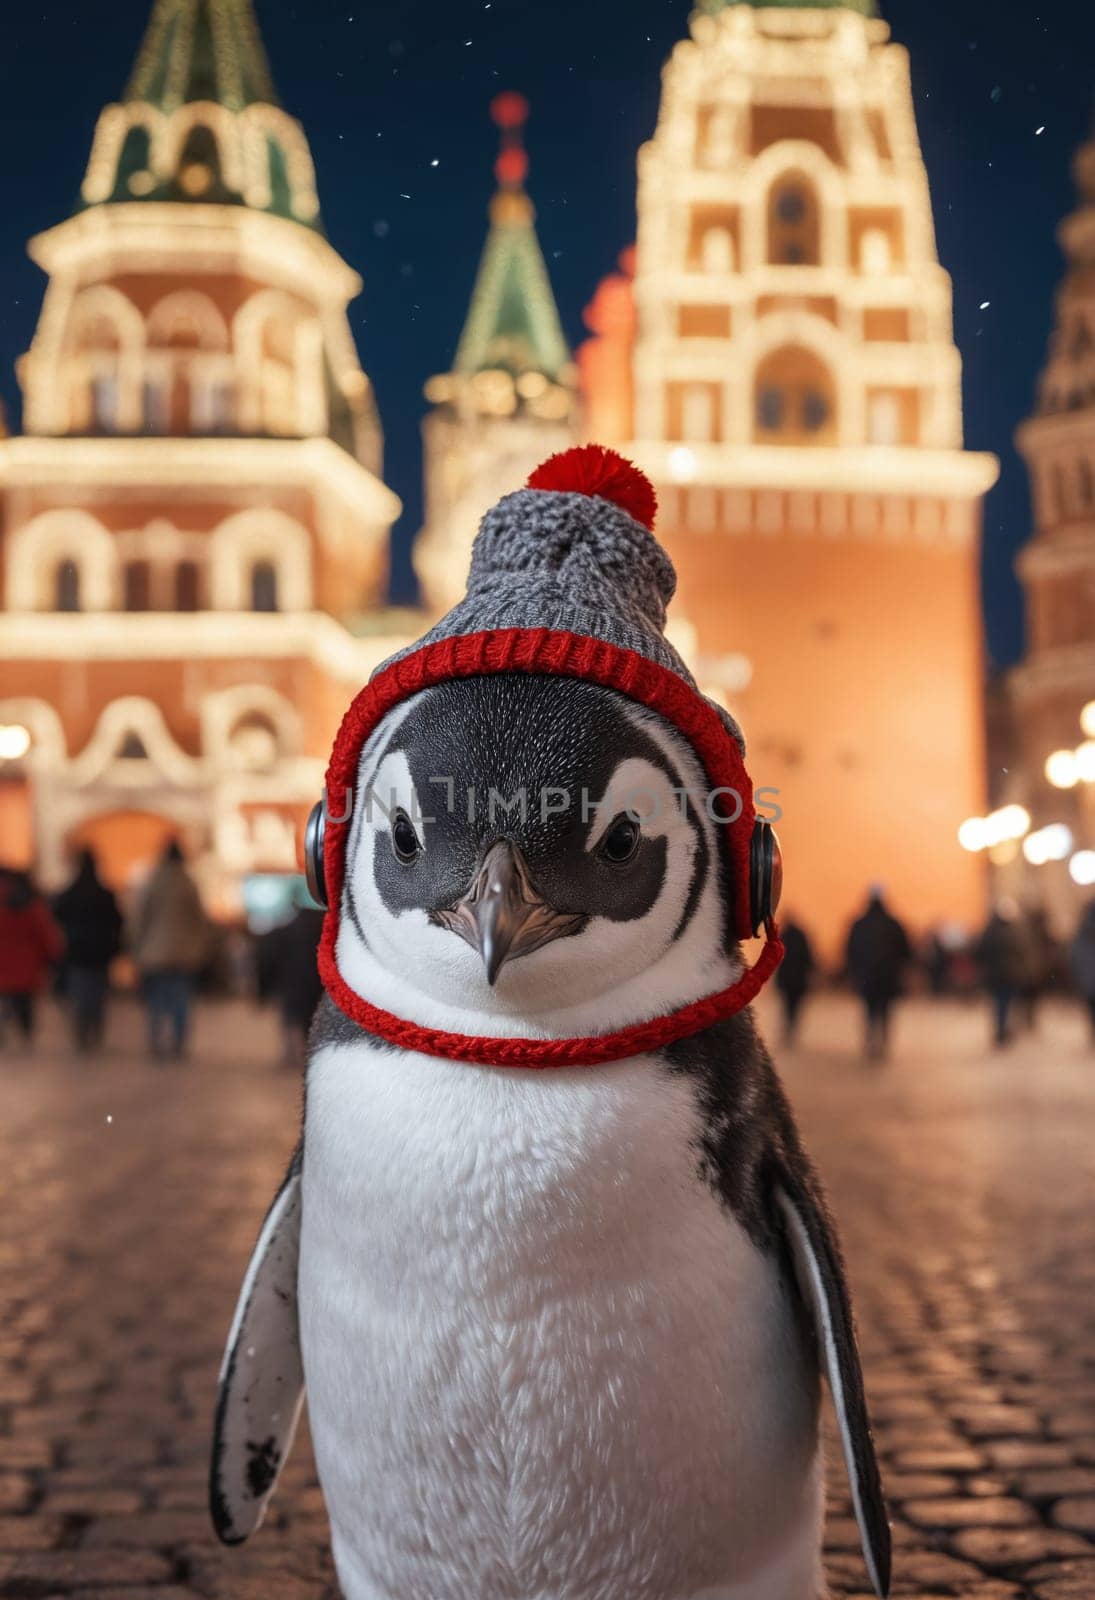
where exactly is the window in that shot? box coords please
[678,304,731,339]
[191,380,234,434]
[250,561,279,613]
[868,394,901,446]
[754,347,837,446]
[90,375,119,431]
[175,561,201,612]
[143,379,169,433]
[768,177,819,267]
[701,228,735,274]
[757,387,784,432]
[682,385,717,443]
[54,559,81,612]
[860,228,891,276]
[803,390,829,432]
[124,560,151,612]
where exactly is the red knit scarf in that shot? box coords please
[317,628,784,1069]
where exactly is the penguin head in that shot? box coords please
[334,673,736,1031]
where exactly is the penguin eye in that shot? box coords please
[391,809,422,865]
[599,813,641,866]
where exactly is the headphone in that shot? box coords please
[305,798,781,938]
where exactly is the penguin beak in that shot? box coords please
[431,838,587,985]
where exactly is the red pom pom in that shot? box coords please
[526,445,658,531]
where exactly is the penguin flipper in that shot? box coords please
[775,1179,891,1599]
[210,1145,305,1545]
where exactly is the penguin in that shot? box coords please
[209,447,890,1600]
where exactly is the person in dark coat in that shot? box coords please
[844,886,911,1062]
[974,900,1034,1048]
[774,915,815,1046]
[53,848,123,1052]
[0,868,64,1046]
[265,888,325,1067]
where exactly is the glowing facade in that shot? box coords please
[579,0,998,953]
[1011,125,1095,921]
[415,96,578,613]
[0,0,409,909]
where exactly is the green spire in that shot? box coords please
[124,0,279,113]
[78,0,323,229]
[699,0,878,15]
[454,95,571,383]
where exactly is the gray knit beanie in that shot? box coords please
[377,446,746,753]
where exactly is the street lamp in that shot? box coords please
[957,805,1030,852]
[1022,824,1073,866]
[1070,851,1095,887]
[0,724,31,761]
[1045,749,1078,789]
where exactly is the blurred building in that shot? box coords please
[0,0,412,910]
[1008,121,1095,924]
[578,0,998,955]
[415,95,578,613]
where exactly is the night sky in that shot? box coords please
[2,1,1094,667]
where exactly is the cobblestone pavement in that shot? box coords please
[1,991,1094,1599]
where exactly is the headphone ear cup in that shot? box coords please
[304,799,328,909]
[749,820,782,936]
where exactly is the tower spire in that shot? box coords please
[79,0,320,228]
[124,0,279,113]
[452,94,571,383]
[414,94,578,615]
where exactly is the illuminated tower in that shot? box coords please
[0,0,404,905]
[415,95,577,614]
[1012,124,1095,917]
[580,0,998,953]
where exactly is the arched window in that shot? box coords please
[768,177,820,267]
[124,560,151,612]
[175,560,201,612]
[54,559,81,613]
[250,561,279,613]
[754,347,837,446]
[90,375,120,431]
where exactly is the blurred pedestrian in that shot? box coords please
[0,867,64,1047]
[775,915,815,1046]
[265,885,325,1068]
[1070,901,1095,1047]
[129,840,211,1060]
[923,927,950,996]
[845,886,911,1063]
[1018,905,1056,1029]
[53,848,123,1052]
[974,899,1033,1049]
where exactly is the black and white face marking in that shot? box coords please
[336,675,734,1028]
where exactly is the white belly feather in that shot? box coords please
[298,1038,822,1600]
